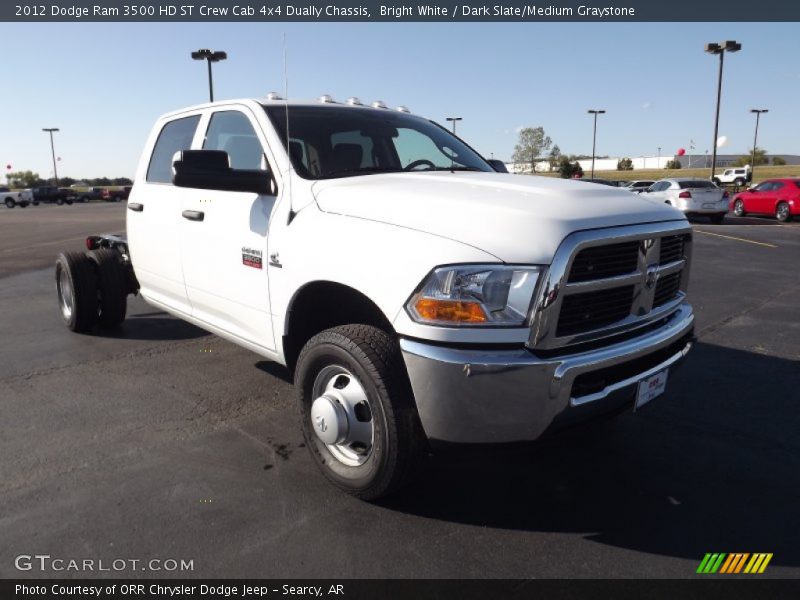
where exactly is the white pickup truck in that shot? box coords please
[2,187,34,208]
[54,97,695,500]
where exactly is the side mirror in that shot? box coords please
[172,150,273,195]
[487,159,508,173]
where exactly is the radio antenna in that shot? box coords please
[283,32,296,224]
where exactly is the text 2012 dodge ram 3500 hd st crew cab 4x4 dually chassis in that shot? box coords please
[54,97,695,500]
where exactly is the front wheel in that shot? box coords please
[295,325,426,500]
[733,198,745,217]
[56,198,64,206]
[5,198,15,208]
[776,202,792,223]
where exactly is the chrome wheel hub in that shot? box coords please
[58,268,74,320]
[310,366,374,466]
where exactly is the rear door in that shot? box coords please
[126,113,202,314]
[178,107,279,351]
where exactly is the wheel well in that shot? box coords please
[283,281,395,373]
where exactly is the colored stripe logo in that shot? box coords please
[697,553,773,574]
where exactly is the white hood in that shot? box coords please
[312,172,685,264]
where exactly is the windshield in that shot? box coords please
[264,105,493,179]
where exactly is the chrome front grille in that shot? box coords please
[659,234,687,265]
[529,221,692,350]
[568,241,640,283]
[556,285,635,337]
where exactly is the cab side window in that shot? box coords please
[203,111,267,172]
[146,115,201,184]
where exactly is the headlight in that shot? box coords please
[407,265,541,327]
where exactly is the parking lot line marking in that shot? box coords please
[694,229,777,248]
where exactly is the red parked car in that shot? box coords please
[731,178,800,222]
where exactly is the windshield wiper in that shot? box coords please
[319,167,402,179]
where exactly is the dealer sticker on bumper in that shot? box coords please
[636,369,668,410]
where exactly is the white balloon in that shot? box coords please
[716,135,729,148]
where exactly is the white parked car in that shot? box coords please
[53,97,696,500]
[621,180,655,194]
[643,178,729,223]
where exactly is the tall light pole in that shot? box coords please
[587,109,605,178]
[446,116,462,135]
[42,128,60,187]
[658,146,661,169]
[705,40,741,180]
[191,48,227,102]
[750,108,768,181]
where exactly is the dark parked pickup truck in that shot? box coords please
[31,186,73,205]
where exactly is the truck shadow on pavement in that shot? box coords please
[382,341,800,567]
[92,312,211,341]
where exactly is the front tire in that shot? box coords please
[55,251,98,333]
[5,198,15,208]
[87,249,127,327]
[733,198,745,217]
[295,325,426,500]
[776,202,792,223]
[56,198,64,206]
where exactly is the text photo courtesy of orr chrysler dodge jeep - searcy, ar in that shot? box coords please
[53,96,695,500]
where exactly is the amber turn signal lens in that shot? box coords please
[414,298,487,323]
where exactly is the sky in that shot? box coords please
[2,22,798,179]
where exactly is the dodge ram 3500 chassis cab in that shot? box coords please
[55,97,695,500]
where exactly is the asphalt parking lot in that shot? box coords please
[1,202,799,579]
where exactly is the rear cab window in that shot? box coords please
[146,115,201,184]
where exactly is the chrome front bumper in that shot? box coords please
[400,303,694,444]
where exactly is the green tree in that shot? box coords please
[617,157,634,171]
[6,170,41,188]
[59,177,77,187]
[734,148,768,167]
[512,127,553,174]
[772,156,787,166]
[547,144,562,171]
[665,159,682,170]
[558,157,583,179]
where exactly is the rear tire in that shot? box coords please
[733,198,745,217]
[734,177,745,187]
[55,251,98,333]
[5,198,15,208]
[776,202,791,223]
[87,249,128,327]
[295,324,426,500]
[709,213,725,224]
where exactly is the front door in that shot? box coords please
[179,108,278,351]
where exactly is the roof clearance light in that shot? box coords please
[265,92,283,100]
[371,100,387,109]
[396,106,411,113]
[346,97,363,106]
[319,94,336,103]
